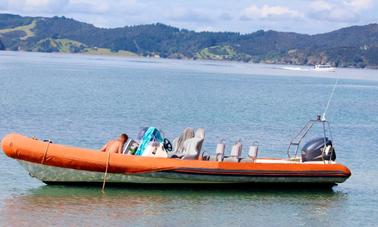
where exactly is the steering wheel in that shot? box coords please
[163,138,173,152]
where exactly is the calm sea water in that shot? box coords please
[0,51,377,226]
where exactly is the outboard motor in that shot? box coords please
[301,137,336,162]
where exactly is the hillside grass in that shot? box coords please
[31,38,85,53]
[0,19,36,40]
[196,45,252,62]
[55,39,84,52]
[196,45,237,60]
[23,37,138,57]
[83,48,137,57]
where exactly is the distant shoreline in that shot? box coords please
[1,13,378,70]
[1,49,377,70]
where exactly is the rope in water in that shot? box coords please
[101,150,111,192]
[322,76,339,121]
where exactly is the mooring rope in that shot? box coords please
[101,150,111,192]
[322,76,339,121]
[41,140,51,164]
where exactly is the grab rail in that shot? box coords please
[287,115,333,160]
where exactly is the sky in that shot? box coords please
[0,0,377,34]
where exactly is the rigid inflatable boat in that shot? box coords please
[1,118,351,187]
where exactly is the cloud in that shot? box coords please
[2,0,69,13]
[0,0,137,15]
[240,4,303,20]
[311,0,333,11]
[195,26,217,32]
[310,9,357,22]
[308,0,374,22]
[67,0,111,14]
[219,12,232,21]
[345,0,372,10]
[167,8,211,23]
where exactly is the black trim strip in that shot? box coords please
[171,168,349,177]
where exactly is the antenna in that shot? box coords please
[322,75,339,121]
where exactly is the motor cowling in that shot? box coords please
[301,137,336,162]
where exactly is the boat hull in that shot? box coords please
[19,160,347,185]
[2,134,351,186]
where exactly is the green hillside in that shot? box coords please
[196,45,252,62]
[0,13,377,68]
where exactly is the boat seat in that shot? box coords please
[240,143,259,162]
[222,141,242,162]
[181,128,205,160]
[208,140,225,162]
[171,128,194,155]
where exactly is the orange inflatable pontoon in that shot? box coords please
[1,133,351,187]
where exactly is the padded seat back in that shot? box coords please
[248,142,259,162]
[223,140,243,162]
[215,141,226,161]
[181,128,205,160]
[231,142,242,158]
[172,128,195,154]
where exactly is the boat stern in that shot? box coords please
[337,163,352,183]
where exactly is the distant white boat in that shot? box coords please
[314,64,336,72]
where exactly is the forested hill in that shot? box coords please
[1,13,378,68]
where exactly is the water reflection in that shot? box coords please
[0,185,348,226]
